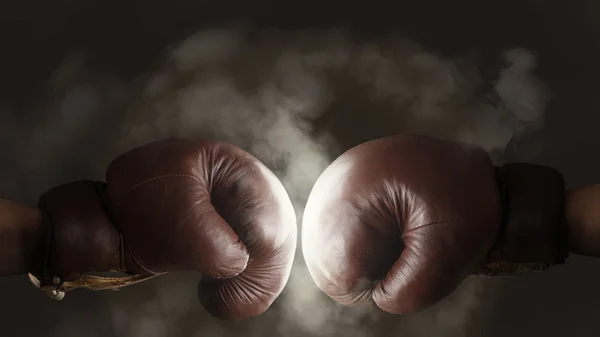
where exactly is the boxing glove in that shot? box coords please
[302,134,566,315]
[29,138,297,320]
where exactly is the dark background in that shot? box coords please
[1,0,600,336]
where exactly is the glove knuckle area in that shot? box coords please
[302,153,404,309]
[38,181,121,280]
[304,202,402,308]
[198,159,297,320]
[302,134,500,314]
[107,138,297,319]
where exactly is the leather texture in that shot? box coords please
[301,134,567,315]
[33,138,297,320]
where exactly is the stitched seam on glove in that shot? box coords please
[128,174,201,192]
[403,220,457,234]
[125,246,163,275]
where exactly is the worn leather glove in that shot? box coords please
[29,138,297,320]
[302,134,566,314]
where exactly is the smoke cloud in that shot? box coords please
[0,26,548,337]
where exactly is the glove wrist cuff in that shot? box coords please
[485,163,568,270]
[32,180,123,287]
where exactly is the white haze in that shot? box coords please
[0,27,549,337]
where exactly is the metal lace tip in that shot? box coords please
[42,287,65,300]
[27,273,41,289]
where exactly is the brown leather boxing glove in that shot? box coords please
[29,138,297,320]
[301,134,566,315]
